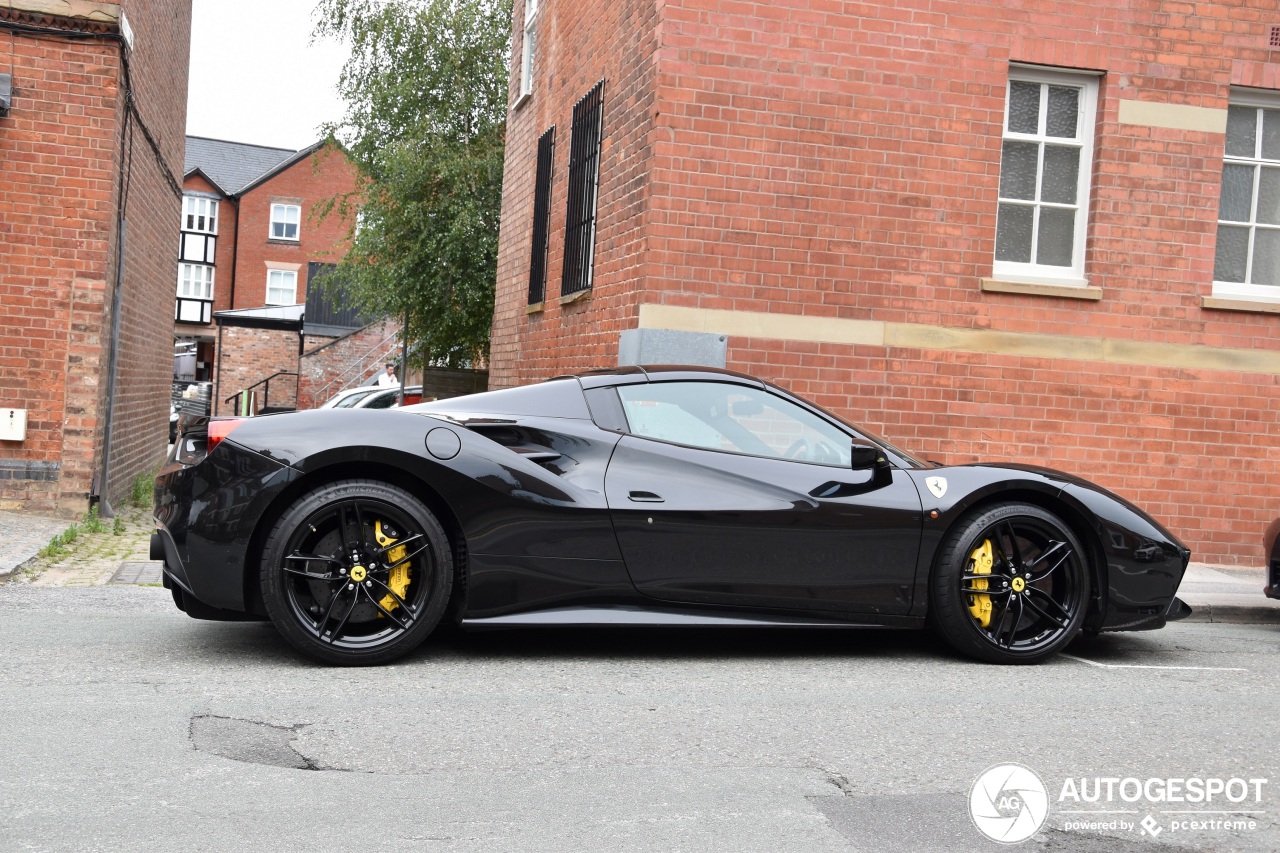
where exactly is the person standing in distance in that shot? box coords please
[376,362,399,387]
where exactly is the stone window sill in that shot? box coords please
[525,301,544,315]
[981,278,1102,301]
[558,289,591,306]
[1201,296,1280,315]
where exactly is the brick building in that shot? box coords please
[492,0,1280,565]
[175,136,386,413]
[0,0,190,515]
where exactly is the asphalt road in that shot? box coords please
[1,583,1276,852]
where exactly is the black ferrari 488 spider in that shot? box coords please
[153,365,1191,666]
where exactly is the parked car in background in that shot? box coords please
[320,385,424,410]
[1265,518,1279,600]
[351,385,424,409]
[319,386,384,409]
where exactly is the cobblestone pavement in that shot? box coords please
[3,504,158,588]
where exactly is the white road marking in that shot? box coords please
[1061,653,1247,672]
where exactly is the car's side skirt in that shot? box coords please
[460,604,923,630]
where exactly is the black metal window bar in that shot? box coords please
[528,126,556,304]
[561,80,605,297]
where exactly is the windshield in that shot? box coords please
[760,379,928,468]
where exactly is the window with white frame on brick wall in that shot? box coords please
[993,67,1099,288]
[518,0,539,104]
[270,203,301,241]
[1213,91,1280,305]
[266,269,298,305]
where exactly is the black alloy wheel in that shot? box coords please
[260,479,452,666]
[930,503,1088,664]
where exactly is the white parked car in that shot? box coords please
[319,385,425,410]
[318,386,384,409]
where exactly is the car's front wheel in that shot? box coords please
[930,503,1088,664]
[260,479,453,666]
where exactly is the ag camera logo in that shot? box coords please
[970,763,1049,843]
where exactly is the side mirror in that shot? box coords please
[850,442,886,470]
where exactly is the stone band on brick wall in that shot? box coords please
[638,304,1280,377]
[1116,100,1228,133]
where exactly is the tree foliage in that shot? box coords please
[314,0,511,367]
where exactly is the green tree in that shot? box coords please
[315,0,512,367]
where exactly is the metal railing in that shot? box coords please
[224,372,299,416]
[310,326,402,404]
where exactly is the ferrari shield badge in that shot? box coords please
[925,476,947,499]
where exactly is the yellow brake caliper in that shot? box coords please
[966,539,993,628]
[375,520,412,614]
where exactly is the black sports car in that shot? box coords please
[152,365,1191,666]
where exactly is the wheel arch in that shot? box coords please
[933,487,1109,631]
[242,458,469,619]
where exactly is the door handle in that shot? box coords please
[628,490,664,502]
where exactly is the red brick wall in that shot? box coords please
[214,325,299,415]
[0,0,190,514]
[489,0,661,384]
[491,0,1280,565]
[107,0,194,508]
[232,143,359,309]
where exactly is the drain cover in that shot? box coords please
[111,561,163,585]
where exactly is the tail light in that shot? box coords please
[174,417,244,466]
[207,418,244,453]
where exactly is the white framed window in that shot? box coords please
[266,269,297,305]
[182,195,217,234]
[1213,91,1280,304]
[518,0,539,102]
[177,263,213,300]
[270,203,300,241]
[993,67,1099,286]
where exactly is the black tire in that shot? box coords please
[260,479,453,666]
[930,503,1088,664]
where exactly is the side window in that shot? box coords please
[616,382,852,467]
[362,391,398,410]
[333,390,375,408]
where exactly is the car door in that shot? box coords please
[602,379,924,615]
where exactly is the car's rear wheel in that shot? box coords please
[930,503,1088,664]
[260,480,452,666]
